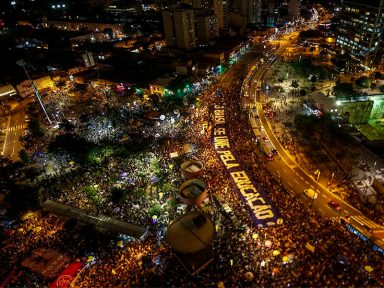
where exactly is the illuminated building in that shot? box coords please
[240,0,262,25]
[195,14,219,43]
[336,0,384,66]
[288,0,300,20]
[162,9,196,50]
[192,0,213,11]
[213,0,229,30]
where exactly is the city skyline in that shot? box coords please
[0,1,384,287]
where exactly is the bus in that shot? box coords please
[340,217,384,256]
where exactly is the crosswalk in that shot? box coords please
[349,215,384,232]
[6,124,27,132]
[331,215,384,233]
[3,124,28,132]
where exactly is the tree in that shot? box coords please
[373,71,384,80]
[148,203,164,217]
[48,134,98,163]
[148,93,161,108]
[291,80,299,88]
[111,186,125,204]
[19,149,31,164]
[28,116,44,137]
[7,183,40,216]
[318,67,331,81]
[300,89,307,96]
[355,76,371,88]
[83,185,101,205]
[332,82,356,99]
[59,119,75,133]
[380,85,384,93]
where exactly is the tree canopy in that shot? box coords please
[355,76,371,88]
[332,82,356,100]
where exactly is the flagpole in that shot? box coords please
[18,60,52,124]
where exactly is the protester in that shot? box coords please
[1,62,383,288]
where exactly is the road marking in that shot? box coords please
[318,208,326,215]
[7,124,26,131]
[286,181,293,187]
[294,179,300,184]
[350,215,383,229]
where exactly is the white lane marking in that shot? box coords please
[351,216,383,229]
[318,208,326,215]
[7,124,26,131]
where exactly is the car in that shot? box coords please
[262,136,269,142]
[271,149,278,155]
[304,189,318,199]
[266,153,274,161]
[328,200,341,211]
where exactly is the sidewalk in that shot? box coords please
[264,65,384,223]
[264,88,352,199]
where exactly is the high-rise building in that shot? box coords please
[288,0,300,20]
[214,0,229,30]
[266,0,274,13]
[240,0,261,24]
[336,0,384,66]
[162,9,196,50]
[192,0,212,11]
[195,14,218,43]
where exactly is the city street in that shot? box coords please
[244,42,384,238]
[1,104,26,160]
[1,2,384,287]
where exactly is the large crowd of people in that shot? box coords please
[1,54,384,288]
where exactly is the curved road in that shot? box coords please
[245,49,384,239]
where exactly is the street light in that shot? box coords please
[16,60,52,124]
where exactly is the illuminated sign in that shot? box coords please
[211,104,281,227]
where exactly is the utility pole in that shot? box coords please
[16,60,52,124]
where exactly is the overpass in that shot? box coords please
[43,200,146,239]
